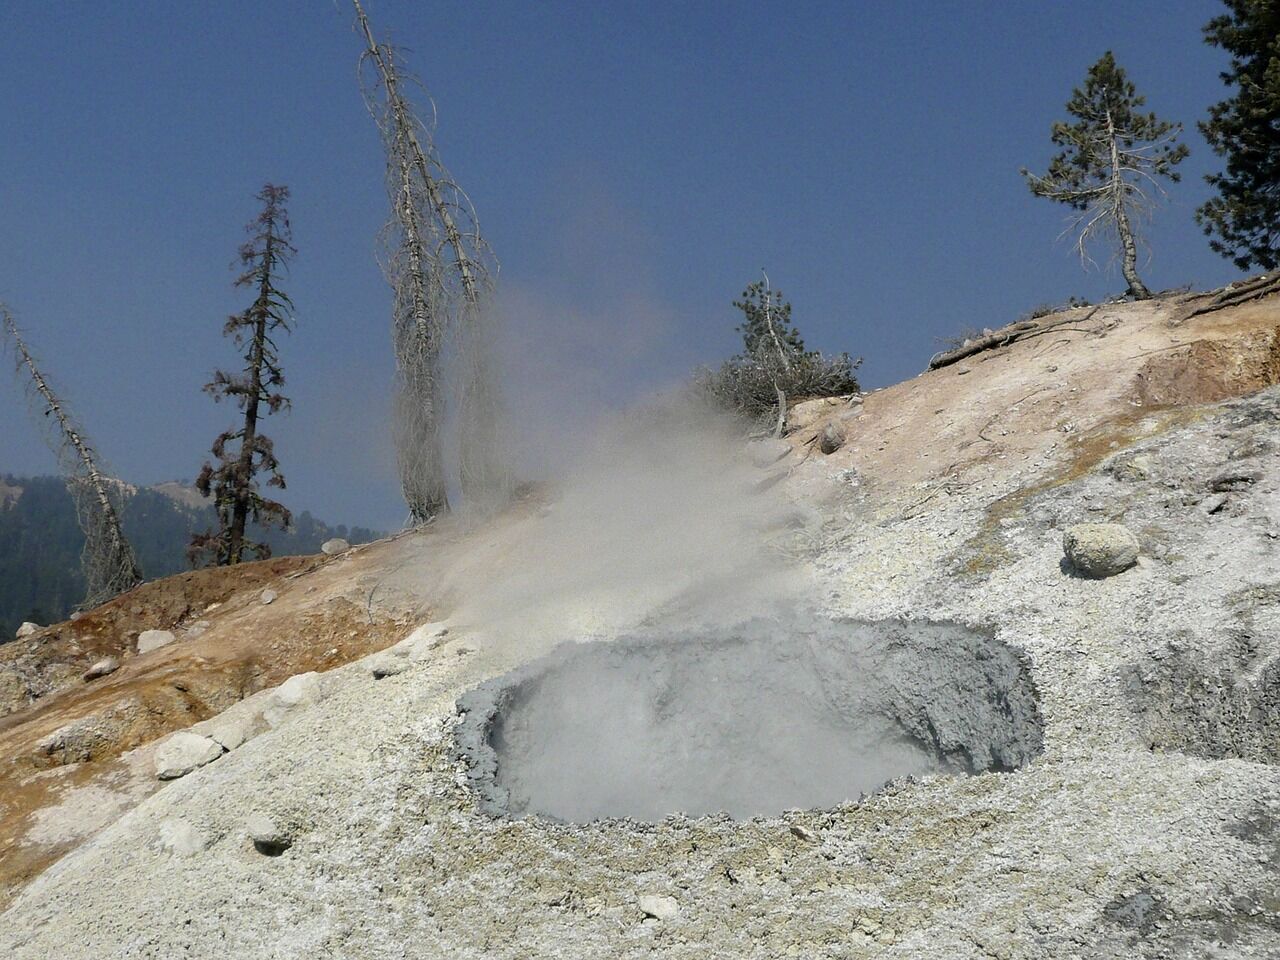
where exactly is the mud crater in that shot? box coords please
[455,618,1043,822]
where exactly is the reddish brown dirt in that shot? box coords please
[792,294,1280,504]
[1,555,319,717]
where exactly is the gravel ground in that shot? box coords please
[2,388,1278,959]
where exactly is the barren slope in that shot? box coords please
[1,290,1278,958]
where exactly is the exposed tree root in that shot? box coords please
[1175,274,1280,324]
[928,307,1102,370]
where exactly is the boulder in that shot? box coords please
[137,630,176,654]
[263,672,323,728]
[247,813,291,855]
[154,732,223,780]
[83,657,119,681]
[158,818,208,857]
[321,538,350,556]
[260,588,278,605]
[638,894,680,921]
[818,422,846,455]
[1063,523,1140,578]
[15,622,40,639]
[204,715,250,751]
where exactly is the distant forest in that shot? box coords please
[0,475,380,638]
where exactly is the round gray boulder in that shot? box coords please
[321,538,350,556]
[1063,523,1139,578]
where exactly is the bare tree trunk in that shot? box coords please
[771,385,787,438]
[228,303,267,563]
[1106,106,1150,300]
[354,0,511,518]
[759,271,792,374]
[3,306,142,606]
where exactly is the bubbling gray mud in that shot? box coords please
[455,619,1043,822]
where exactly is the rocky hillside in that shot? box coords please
[0,476,380,638]
[1,287,1278,958]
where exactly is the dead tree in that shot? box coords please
[352,0,509,520]
[1022,52,1188,300]
[190,184,295,566]
[2,304,142,607]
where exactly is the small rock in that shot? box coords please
[155,732,223,780]
[15,622,40,639]
[1063,523,1140,578]
[260,589,278,605]
[159,818,209,857]
[638,894,679,921]
[263,672,323,728]
[370,655,409,679]
[321,538,350,556]
[205,715,250,751]
[184,620,212,639]
[818,422,846,455]
[790,824,817,842]
[137,629,177,654]
[83,657,119,681]
[69,611,83,622]
[247,813,291,855]
[1209,467,1262,492]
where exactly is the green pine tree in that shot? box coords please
[733,278,806,364]
[189,184,296,567]
[1022,52,1189,300]
[1197,0,1280,272]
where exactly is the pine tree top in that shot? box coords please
[733,279,806,361]
[1027,51,1189,211]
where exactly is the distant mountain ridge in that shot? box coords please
[0,474,382,638]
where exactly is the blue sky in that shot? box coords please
[0,1,1243,531]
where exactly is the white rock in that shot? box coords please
[321,538,350,556]
[158,818,208,857]
[184,620,212,639]
[263,672,323,728]
[1062,523,1140,578]
[137,630,177,654]
[204,716,250,751]
[638,894,680,921]
[260,589,278,605]
[16,622,40,639]
[154,732,223,780]
[246,813,291,854]
[83,657,119,681]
